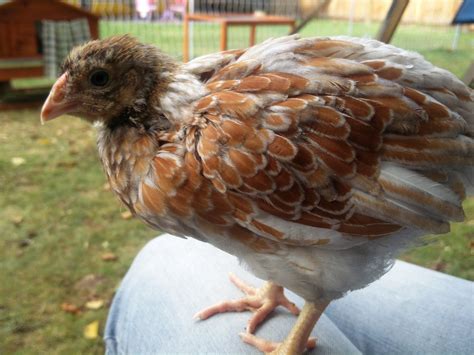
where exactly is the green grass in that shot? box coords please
[2,19,473,354]
[0,112,154,353]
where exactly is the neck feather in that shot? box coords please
[157,68,208,124]
[96,122,158,208]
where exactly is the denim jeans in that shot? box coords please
[105,234,473,354]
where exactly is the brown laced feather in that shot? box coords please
[102,36,473,252]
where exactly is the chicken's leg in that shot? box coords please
[240,301,329,354]
[194,273,300,333]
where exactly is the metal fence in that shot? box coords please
[62,0,305,59]
[0,0,472,79]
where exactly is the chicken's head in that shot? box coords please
[41,35,176,125]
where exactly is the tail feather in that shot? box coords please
[379,163,465,222]
[352,189,450,234]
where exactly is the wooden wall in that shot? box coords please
[300,0,463,25]
[0,0,99,59]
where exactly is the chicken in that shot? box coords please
[41,35,473,354]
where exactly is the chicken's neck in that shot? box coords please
[96,119,160,211]
[96,65,206,209]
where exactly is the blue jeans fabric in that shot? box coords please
[105,234,473,354]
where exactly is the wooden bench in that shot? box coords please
[183,13,296,62]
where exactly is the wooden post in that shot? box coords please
[183,14,189,62]
[220,22,228,51]
[249,24,256,46]
[290,0,331,35]
[290,23,296,35]
[376,0,410,43]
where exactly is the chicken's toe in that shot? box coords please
[194,274,299,334]
[240,333,316,354]
[193,298,259,320]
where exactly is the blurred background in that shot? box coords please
[1,0,473,353]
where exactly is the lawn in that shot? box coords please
[2,19,473,354]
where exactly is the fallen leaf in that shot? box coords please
[11,215,23,225]
[121,211,132,220]
[84,320,99,339]
[57,161,78,168]
[11,157,25,166]
[434,261,446,272]
[61,302,81,314]
[101,252,118,262]
[37,138,51,145]
[85,299,104,310]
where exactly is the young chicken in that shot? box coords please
[41,35,473,354]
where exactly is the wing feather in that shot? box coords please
[138,35,472,251]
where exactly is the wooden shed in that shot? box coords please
[0,0,99,83]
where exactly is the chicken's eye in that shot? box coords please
[89,70,109,87]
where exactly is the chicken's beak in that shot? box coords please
[41,73,78,124]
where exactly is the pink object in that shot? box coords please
[135,0,156,19]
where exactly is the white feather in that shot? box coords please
[380,162,461,205]
[253,213,368,250]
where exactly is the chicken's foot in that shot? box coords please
[240,301,329,354]
[194,273,300,334]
